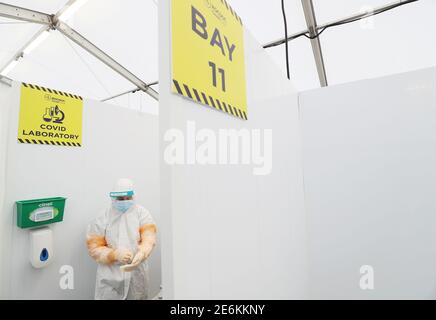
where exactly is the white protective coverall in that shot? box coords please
[87,204,155,300]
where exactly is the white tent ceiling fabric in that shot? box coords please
[0,0,158,114]
[0,0,434,113]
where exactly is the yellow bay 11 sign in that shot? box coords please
[171,0,247,120]
[18,83,83,147]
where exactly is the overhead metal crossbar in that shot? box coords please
[0,1,158,101]
[0,74,12,87]
[101,81,159,102]
[54,21,158,100]
[264,0,419,87]
[0,2,51,24]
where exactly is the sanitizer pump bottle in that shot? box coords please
[29,227,53,268]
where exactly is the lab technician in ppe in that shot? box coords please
[86,178,157,300]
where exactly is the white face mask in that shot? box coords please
[113,200,134,213]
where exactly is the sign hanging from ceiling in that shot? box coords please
[18,83,84,147]
[171,0,247,120]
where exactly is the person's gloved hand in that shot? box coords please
[120,246,152,272]
[114,248,133,265]
[131,250,147,266]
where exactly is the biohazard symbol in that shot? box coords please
[43,106,65,124]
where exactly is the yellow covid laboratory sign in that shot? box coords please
[171,0,247,120]
[18,83,84,147]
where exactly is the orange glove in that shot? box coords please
[120,224,156,272]
[87,234,133,265]
[113,248,133,265]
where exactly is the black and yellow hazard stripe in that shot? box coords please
[17,138,82,147]
[173,79,247,120]
[22,82,83,101]
[220,0,243,25]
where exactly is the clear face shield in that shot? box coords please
[110,191,135,213]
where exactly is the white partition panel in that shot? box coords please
[159,0,307,299]
[0,81,160,299]
[300,67,436,299]
[0,80,13,288]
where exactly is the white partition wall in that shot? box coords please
[159,0,307,299]
[300,67,436,299]
[0,81,13,288]
[0,81,160,299]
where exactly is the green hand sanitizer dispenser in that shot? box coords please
[16,197,66,229]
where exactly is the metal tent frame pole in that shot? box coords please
[0,75,12,87]
[101,81,158,102]
[301,0,328,87]
[0,1,158,101]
